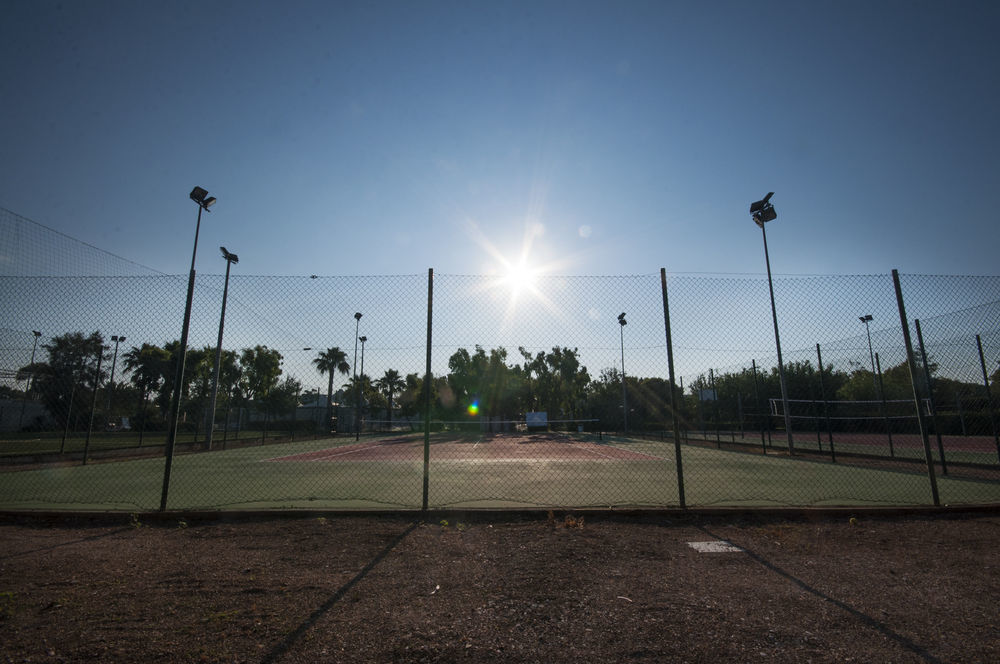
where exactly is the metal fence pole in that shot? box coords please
[660,268,685,508]
[914,319,947,475]
[710,368,721,447]
[956,393,967,436]
[975,334,1000,463]
[892,269,939,506]
[816,344,835,462]
[422,268,433,511]
[752,359,766,454]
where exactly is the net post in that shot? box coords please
[421,268,433,511]
[892,269,939,506]
[660,268,685,508]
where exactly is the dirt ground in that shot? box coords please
[1,509,998,663]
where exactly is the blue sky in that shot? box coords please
[1,0,998,279]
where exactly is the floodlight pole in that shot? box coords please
[755,202,794,454]
[353,312,362,441]
[618,314,628,434]
[83,345,107,465]
[205,248,238,451]
[359,335,367,436]
[860,315,878,396]
[161,187,215,511]
[106,335,125,412]
[17,330,42,430]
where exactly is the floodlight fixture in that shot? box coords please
[32,330,41,337]
[220,246,239,263]
[860,314,873,323]
[354,312,362,321]
[618,312,627,326]
[750,192,777,227]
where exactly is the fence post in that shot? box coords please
[955,393,967,436]
[892,269,939,506]
[914,319,947,475]
[421,268,434,511]
[815,344,835,462]
[975,334,1000,463]
[752,359,766,453]
[660,268,685,509]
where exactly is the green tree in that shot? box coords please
[122,343,171,428]
[18,331,106,431]
[236,345,284,435]
[261,375,302,421]
[374,369,405,427]
[313,347,350,431]
[238,346,283,404]
[345,373,377,419]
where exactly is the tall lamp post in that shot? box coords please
[106,334,125,412]
[160,186,216,511]
[205,247,239,451]
[353,312,362,441]
[859,315,878,395]
[359,335,367,436]
[750,192,794,453]
[17,330,42,429]
[618,312,628,434]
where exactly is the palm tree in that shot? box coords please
[375,369,405,429]
[313,347,349,432]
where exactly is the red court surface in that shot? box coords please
[788,431,1000,454]
[268,433,661,463]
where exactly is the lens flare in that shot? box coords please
[467,401,480,416]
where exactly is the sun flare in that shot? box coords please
[503,260,538,295]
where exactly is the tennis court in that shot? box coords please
[268,431,658,463]
[2,427,999,511]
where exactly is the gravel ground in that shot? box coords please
[1,510,998,663]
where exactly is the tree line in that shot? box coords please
[12,331,1000,437]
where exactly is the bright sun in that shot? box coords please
[503,261,538,294]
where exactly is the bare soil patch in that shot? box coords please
[1,510,998,663]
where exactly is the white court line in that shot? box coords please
[566,441,622,460]
[267,440,392,462]
[688,541,743,553]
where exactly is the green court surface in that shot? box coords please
[0,433,997,511]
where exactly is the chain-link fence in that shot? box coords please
[2,209,999,510]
